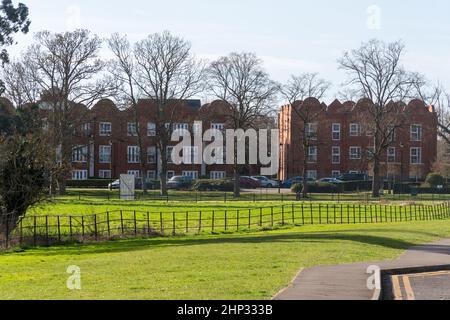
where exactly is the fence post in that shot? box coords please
[248,209,251,229]
[211,211,215,232]
[186,211,190,233]
[260,208,263,227]
[45,216,49,246]
[301,203,305,225]
[282,205,285,225]
[81,216,85,239]
[134,211,137,236]
[57,216,61,242]
[340,204,343,224]
[353,205,356,224]
[198,211,202,234]
[225,210,228,230]
[120,210,124,236]
[310,203,314,225]
[147,212,150,236]
[160,212,163,234]
[271,207,274,227]
[33,216,37,246]
[106,212,111,237]
[94,214,98,241]
[318,204,322,224]
[237,210,240,230]
[172,212,176,235]
[292,203,295,224]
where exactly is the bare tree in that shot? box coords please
[23,29,111,194]
[280,73,331,197]
[338,39,421,197]
[1,60,40,107]
[108,31,205,196]
[208,52,278,197]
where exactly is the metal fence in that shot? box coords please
[2,202,450,249]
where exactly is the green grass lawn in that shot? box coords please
[2,220,450,300]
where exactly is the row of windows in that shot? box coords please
[306,146,423,164]
[96,122,225,137]
[306,123,423,142]
[71,170,227,181]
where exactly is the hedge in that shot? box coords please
[192,179,234,192]
[291,182,340,194]
[67,179,115,188]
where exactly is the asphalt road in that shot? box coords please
[390,271,450,300]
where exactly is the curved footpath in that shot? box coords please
[274,238,450,300]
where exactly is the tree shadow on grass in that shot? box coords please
[5,227,442,257]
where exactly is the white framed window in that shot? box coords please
[332,170,341,178]
[99,170,111,179]
[72,170,87,181]
[210,171,226,180]
[167,171,175,180]
[72,145,88,163]
[81,123,91,136]
[411,124,422,141]
[350,123,361,137]
[127,170,141,178]
[127,122,138,137]
[306,170,317,180]
[366,147,375,160]
[388,126,396,143]
[306,123,318,140]
[349,146,362,160]
[211,123,225,130]
[127,146,140,164]
[183,146,199,164]
[173,123,189,135]
[332,123,341,140]
[183,171,199,180]
[147,170,157,180]
[387,147,396,163]
[332,146,340,164]
[147,122,156,136]
[193,122,203,135]
[147,146,157,164]
[167,146,174,163]
[307,146,317,163]
[99,145,111,164]
[411,147,422,164]
[99,122,112,136]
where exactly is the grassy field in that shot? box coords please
[2,220,450,300]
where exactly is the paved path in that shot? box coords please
[274,238,450,300]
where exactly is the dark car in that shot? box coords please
[336,173,370,182]
[281,176,314,188]
[240,176,261,189]
[167,176,194,190]
[108,178,159,190]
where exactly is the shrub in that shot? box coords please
[192,179,234,192]
[340,180,372,192]
[425,173,445,188]
[67,179,114,188]
[291,182,340,194]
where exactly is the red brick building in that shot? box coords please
[278,98,438,182]
[61,99,260,181]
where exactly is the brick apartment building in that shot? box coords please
[278,98,438,182]
[49,99,260,181]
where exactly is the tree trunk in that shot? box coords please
[160,172,168,196]
[234,168,241,198]
[302,148,309,198]
[372,158,381,198]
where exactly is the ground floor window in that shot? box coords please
[332,170,341,178]
[167,171,175,180]
[306,170,317,180]
[210,171,226,180]
[147,170,157,180]
[127,170,141,178]
[183,171,199,179]
[72,170,87,181]
[99,170,111,179]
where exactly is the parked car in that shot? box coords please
[336,173,370,182]
[108,178,159,190]
[167,176,194,190]
[240,176,261,189]
[251,176,279,188]
[281,176,314,188]
[317,177,343,184]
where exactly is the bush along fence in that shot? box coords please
[2,202,450,249]
[52,190,450,203]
